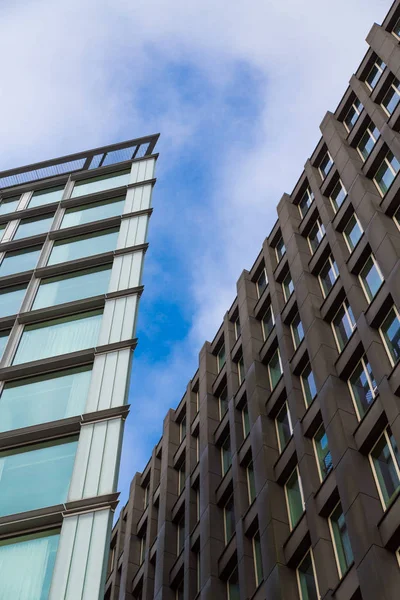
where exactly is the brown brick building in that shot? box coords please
[105,3,400,599]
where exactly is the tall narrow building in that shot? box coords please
[106,3,400,600]
[0,134,158,599]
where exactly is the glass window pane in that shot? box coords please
[0,437,77,516]
[247,462,256,503]
[222,436,232,474]
[224,495,235,542]
[381,307,400,364]
[298,552,318,600]
[333,303,355,351]
[0,332,9,359]
[269,350,282,389]
[366,59,385,89]
[219,386,228,419]
[371,431,400,507]
[33,265,112,310]
[61,196,125,229]
[319,257,338,296]
[242,404,250,437]
[29,186,64,209]
[0,246,41,277]
[283,273,294,301]
[314,425,333,479]
[0,196,21,215]
[349,358,377,418]
[0,530,59,600]
[308,221,325,253]
[286,468,303,528]
[360,256,383,301]
[276,403,292,451]
[0,366,92,432]
[262,306,274,339]
[375,152,398,195]
[320,153,333,178]
[330,504,353,576]
[253,531,263,586]
[382,80,400,115]
[227,566,240,600]
[48,228,119,266]
[291,312,304,348]
[71,170,130,198]
[257,270,267,297]
[344,100,363,131]
[0,285,26,318]
[13,310,103,365]
[14,214,54,240]
[276,237,286,261]
[330,181,347,211]
[302,363,317,406]
[217,345,226,372]
[344,215,362,250]
[299,188,314,217]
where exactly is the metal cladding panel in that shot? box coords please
[85,348,131,413]
[129,157,155,184]
[124,183,153,213]
[116,214,148,249]
[108,250,144,292]
[49,509,112,599]
[68,419,123,501]
[97,295,138,346]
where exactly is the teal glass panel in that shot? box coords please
[29,186,64,208]
[13,310,102,365]
[286,468,303,528]
[14,214,54,240]
[61,196,125,229]
[0,196,21,215]
[298,552,318,600]
[48,228,119,266]
[0,285,26,318]
[0,437,77,516]
[360,257,383,300]
[71,170,130,198]
[331,504,353,576]
[0,529,59,600]
[0,246,41,277]
[269,350,282,389]
[0,366,92,432]
[33,265,112,309]
[0,332,9,359]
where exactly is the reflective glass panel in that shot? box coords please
[14,214,54,240]
[29,186,64,208]
[298,552,318,600]
[61,196,125,229]
[0,246,41,277]
[276,403,292,451]
[48,228,119,265]
[319,257,339,296]
[374,151,400,195]
[382,80,400,115]
[371,429,400,507]
[314,424,333,479]
[349,358,377,418]
[286,468,303,528]
[0,285,26,318]
[330,180,347,211]
[302,363,317,406]
[381,307,400,364]
[360,256,383,301]
[319,153,333,178]
[262,306,274,339]
[268,350,282,389]
[332,302,355,351]
[357,125,380,160]
[291,312,304,348]
[330,504,353,576]
[0,196,20,215]
[343,214,363,250]
[71,170,130,198]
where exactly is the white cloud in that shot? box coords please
[0,0,391,505]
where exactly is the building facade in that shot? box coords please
[0,134,158,599]
[105,3,400,600]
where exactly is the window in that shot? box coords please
[139,530,146,564]
[223,494,235,543]
[143,483,150,508]
[301,362,317,406]
[32,264,112,310]
[0,195,21,215]
[343,213,363,251]
[393,17,400,39]
[179,414,186,442]
[308,219,325,254]
[268,349,282,390]
[0,332,9,359]
[261,306,275,340]
[0,284,26,318]
[290,311,304,349]
[314,424,333,481]
[227,566,240,600]
[0,530,59,599]
[13,310,103,365]
[282,272,294,302]
[177,516,184,555]
[29,186,64,208]
[176,581,184,600]
[365,58,386,90]
[0,246,41,277]
[329,503,354,578]
[71,170,131,198]
[343,98,363,132]
[0,437,77,517]
[256,269,268,297]
[217,344,226,372]
[238,355,245,385]
[357,123,380,161]
[221,434,232,475]
[196,550,200,592]
[348,356,378,419]
[0,365,92,433]
[196,436,200,463]
[373,150,400,195]
[219,386,228,419]
[276,402,293,452]
[380,306,400,365]
[247,461,256,503]
[242,404,250,438]
[234,316,241,340]
[297,550,320,600]
[319,152,333,179]
[252,531,263,587]
[196,488,200,520]
[178,463,185,495]
[14,214,54,240]
[382,79,400,116]
[369,426,400,509]
[285,467,304,529]
[298,187,314,218]
[61,196,125,229]
[0,224,6,243]
[359,255,384,302]
[275,236,286,262]
[332,300,356,351]
[318,255,339,297]
[48,228,119,265]
[330,179,347,212]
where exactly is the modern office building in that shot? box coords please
[0,134,158,599]
[105,3,400,600]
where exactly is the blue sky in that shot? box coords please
[0,0,391,509]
